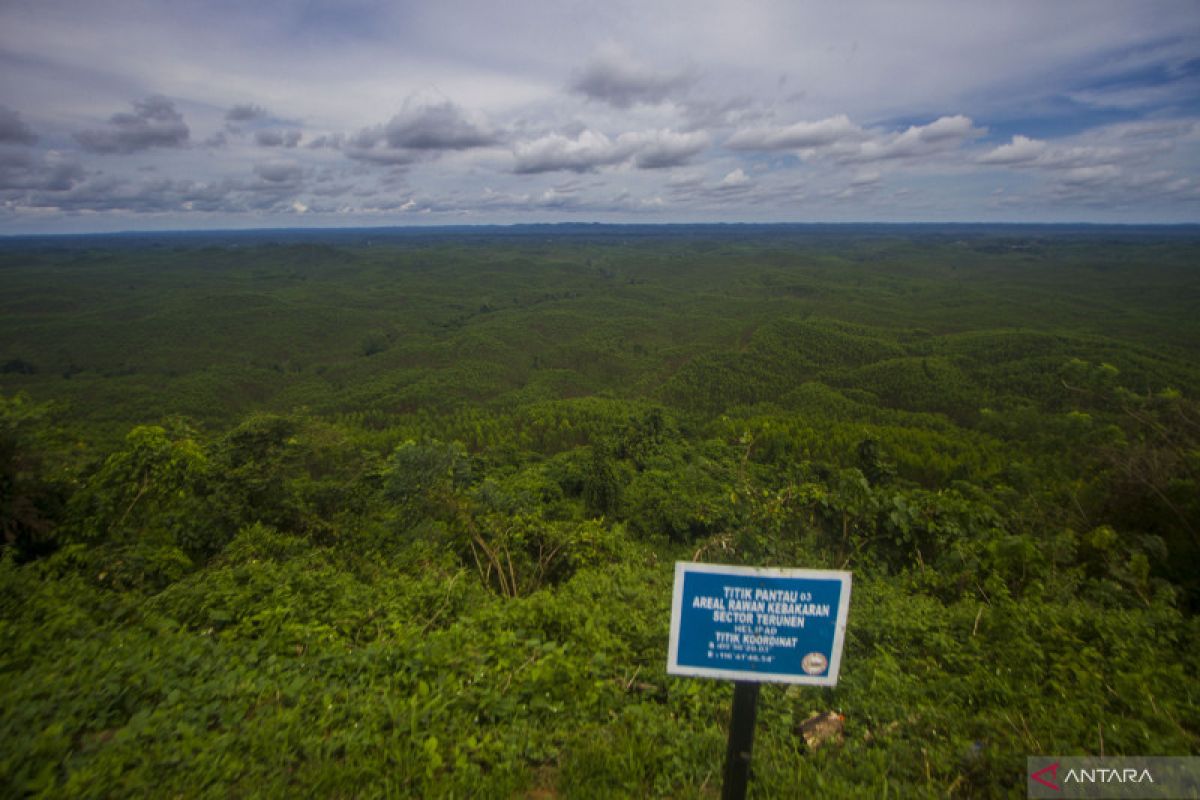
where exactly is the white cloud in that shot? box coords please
[513,130,625,173]
[255,129,302,148]
[254,159,302,183]
[226,104,268,122]
[1058,164,1122,186]
[727,114,984,164]
[626,130,710,168]
[842,115,984,162]
[2,0,1199,228]
[979,135,1047,165]
[513,128,708,173]
[850,169,882,186]
[718,167,750,188]
[726,115,866,150]
[986,120,1200,210]
[0,106,38,145]
[381,95,497,150]
[979,131,1135,175]
[570,43,695,108]
[339,94,499,167]
[74,96,190,154]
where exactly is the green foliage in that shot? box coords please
[91,540,195,593]
[1,229,1198,796]
[462,514,626,597]
[64,422,208,548]
[623,457,732,543]
[617,406,672,467]
[856,438,896,486]
[582,444,621,518]
[829,356,983,423]
[0,394,67,558]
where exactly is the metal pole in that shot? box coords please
[722,681,760,800]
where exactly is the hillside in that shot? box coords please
[2,226,1198,797]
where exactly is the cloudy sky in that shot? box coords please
[1,0,1198,232]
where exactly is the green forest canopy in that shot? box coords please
[1,225,1198,797]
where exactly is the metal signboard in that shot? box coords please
[667,561,852,686]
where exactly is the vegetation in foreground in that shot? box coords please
[1,226,1198,797]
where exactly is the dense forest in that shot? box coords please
[1,225,1198,797]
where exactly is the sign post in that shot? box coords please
[722,681,760,800]
[667,562,852,799]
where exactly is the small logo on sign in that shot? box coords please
[801,652,828,675]
[1031,762,1060,791]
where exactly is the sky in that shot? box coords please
[1,0,1198,233]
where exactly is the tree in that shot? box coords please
[0,395,65,559]
[582,444,621,518]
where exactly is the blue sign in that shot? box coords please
[667,562,852,686]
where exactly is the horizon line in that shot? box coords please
[5,220,1200,240]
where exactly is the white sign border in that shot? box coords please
[667,561,852,686]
